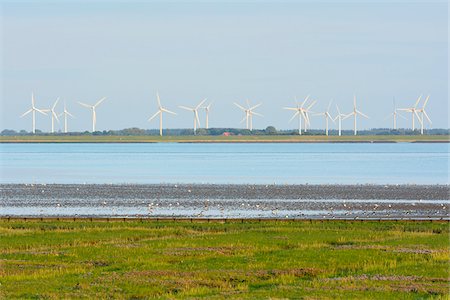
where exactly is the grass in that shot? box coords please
[0,219,448,299]
[0,134,449,143]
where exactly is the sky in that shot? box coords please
[0,0,448,132]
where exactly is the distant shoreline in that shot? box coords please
[0,135,449,143]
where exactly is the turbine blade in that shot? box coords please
[161,108,177,115]
[36,108,48,115]
[289,111,299,123]
[422,111,432,124]
[78,102,92,108]
[301,95,310,107]
[413,110,423,125]
[52,97,60,110]
[356,110,369,119]
[336,104,341,115]
[148,111,160,122]
[414,94,422,108]
[234,102,246,111]
[397,113,407,120]
[20,109,33,117]
[195,111,201,128]
[249,103,262,111]
[251,111,263,117]
[306,100,317,110]
[156,92,162,108]
[327,99,333,112]
[67,111,75,118]
[283,107,298,111]
[397,108,412,112]
[94,97,106,107]
[422,95,430,108]
[196,98,207,110]
[53,111,60,122]
[179,106,194,111]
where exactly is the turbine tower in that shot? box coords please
[78,97,106,132]
[343,95,369,135]
[201,102,213,129]
[283,95,311,135]
[43,98,60,133]
[384,98,406,130]
[59,101,75,133]
[20,92,47,134]
[416,95,432,135]
[313,100,335,136]
[148,92,177,136]
[397,95,422,132]
[234,100,263,131]
[179,98,207,135]
[333,104,347,136]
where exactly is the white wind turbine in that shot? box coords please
[283,95,311,135]
[179,98,207,134]
[397,95,422,132]
[234,100,263,131]
[343,95,369,135]
[313,100,335,136]
[333,104,347,136]
[384,98,406,130]
[43,98,60,133]
[202,102,213,129]
[148,92,177,136]
[20,92,47,134]
[59,101,75,133]
[78,97,106,132]
[416,95,432,135]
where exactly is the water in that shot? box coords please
[0,143,448,184]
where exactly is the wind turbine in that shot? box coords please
[313,100,335,136]
[59,101,75,133]
[201,102,213,129]
[397,95,422,132]
[78,97,106,132]
[179,98,207,134]
[43,98,60,133]
[343,95,369,135]
[148,92,177,136]
[283,95,311,135]
[234,100,263,131]
[416,95,432,135]
[384,98,406,130]
[20,92,47,134]
[333,104,347,136]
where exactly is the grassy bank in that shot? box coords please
[0,134,449,143]
[0,220,448,299]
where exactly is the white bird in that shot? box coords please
[343,95,369,135]
[179,98,207,134]
[384,98,406,131]
[43,98,60,133]
[234,100,263,131]
[333,104,347,136]
[58,101,75,133]
[283,95,312,135]
[148,92,177,136]
[20,92,48,134]
[313,100,335,136]
[78,97,107,132]
[416,95,432,135]
[397,95,423,132]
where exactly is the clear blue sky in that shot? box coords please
[1,0,448,132]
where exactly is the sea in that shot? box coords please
[0,143,448,185]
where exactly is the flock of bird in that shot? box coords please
[21,92,432,135]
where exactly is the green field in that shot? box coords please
[0,219,448,299]
[0,134,448,143]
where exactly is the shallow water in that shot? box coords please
[0,143,448,184]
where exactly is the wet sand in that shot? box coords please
[1,184,449,219]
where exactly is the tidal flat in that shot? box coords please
[0,219,448,299]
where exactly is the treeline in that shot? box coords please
[1,127,449,136]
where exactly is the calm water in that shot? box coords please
[0,143,448,184]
